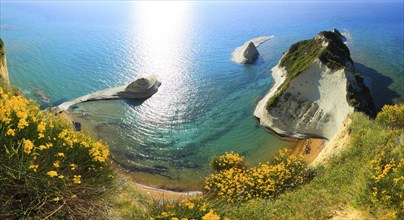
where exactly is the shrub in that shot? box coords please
[204,149,309,202]
[376,104,404,129]
[148,197,221,220]
[370,142,404,217]
[0,87,114,219]
[210,152,247,172]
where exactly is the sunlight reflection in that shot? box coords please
[125,1,196,127]
[135,1,192,75]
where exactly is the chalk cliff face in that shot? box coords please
[254,30,375,140]
[0,38,10,84]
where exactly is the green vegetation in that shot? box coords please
[376,104,404,128]
[135,105,403,220]
[346,72,376,117]
[266,30,352,108]
[147,197,221,220]
[0,85,114,219]
[0,38,4,60]
[205,149,311,203]
[210,152,247,172]
[209,106,403,219]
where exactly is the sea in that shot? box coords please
[1,1,403,191]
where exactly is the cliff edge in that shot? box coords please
[254,30,375,140]
[0,38,10,84]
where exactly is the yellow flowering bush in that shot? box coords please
[376,104,404,129]
[210,151,247,172]
[0,86,113,219]
[205,149,309,202]
[370,143,403,216]
[149,197,223,220]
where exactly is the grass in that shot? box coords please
[210,111,403,219]
[0,83,115,219]
[115,106,402,220]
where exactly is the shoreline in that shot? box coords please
[58,100,325,198]
[57,111,202,198]
[110,162,202,200]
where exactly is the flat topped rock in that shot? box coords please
[126,76,158,92]
[118,75,161,98]
[54,75,161,112]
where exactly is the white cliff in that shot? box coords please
[254,30,374,140]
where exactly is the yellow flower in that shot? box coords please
[37,121,46,133]
[53,197,60,201]
[58,175,64,179]
[56,152,65,157]
[6,128,15,136]
[73,175,81,184]
[171,218,179,220]
[29,164,39,172]
[17,118,29,129]
[23,139,34,154]
[202,210,220,220]
[53,161,60,168]
[71,194,77,198]
[38,133,44,139]
[39,145,46,150]
[47,171,58,177]
[200,203,207,211]
[70,164,76,170]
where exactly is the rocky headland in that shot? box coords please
[254,30,375,140]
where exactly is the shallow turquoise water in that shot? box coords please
[1,1,403,190]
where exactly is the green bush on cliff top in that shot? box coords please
[0,38,4,59]
[0,85,114,219]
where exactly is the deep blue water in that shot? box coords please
[1,1,403,190]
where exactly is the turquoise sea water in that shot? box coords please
[1,1,403,190]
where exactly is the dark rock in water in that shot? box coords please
[72,121,81,132]
[34,89,50,104]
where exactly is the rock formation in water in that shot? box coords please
[231,36,272,64]
[254,29,375,140]
[0,38,10,84]
[242,42,259,64]
[54,75,161,112]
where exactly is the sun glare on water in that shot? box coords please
[134,1,192,75]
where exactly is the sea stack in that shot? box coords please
[254,29,375,140]
[242,42,260,64]
[231,36,272,64]
[0,38,10,84]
